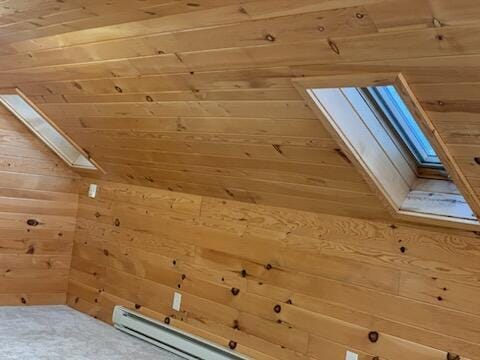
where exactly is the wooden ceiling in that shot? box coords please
[1,0,480,223]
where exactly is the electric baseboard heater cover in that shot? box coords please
[113,306,249,360]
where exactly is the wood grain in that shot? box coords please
[69,179,480,359]
[0,100,79,306]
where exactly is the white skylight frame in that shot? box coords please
[0,89,98,171]
[293,73,480,229]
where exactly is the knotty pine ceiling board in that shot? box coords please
[0,0,478,223]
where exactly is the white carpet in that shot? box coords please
[0,305,184,359]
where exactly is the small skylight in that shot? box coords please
[362,85,442,169]
[0,93,97,170]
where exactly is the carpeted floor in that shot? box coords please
[0,305,184,359]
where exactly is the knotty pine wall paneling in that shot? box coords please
[0,104,79,305]
[5,0,480,223]
[69,179,480,360]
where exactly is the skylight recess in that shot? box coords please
[293,73,480,228]
[0,93,97,170]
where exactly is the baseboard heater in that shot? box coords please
[113,306,249,360]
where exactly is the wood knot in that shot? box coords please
[474,157,480,165]
[135,304,141,309]
[164,317,170,324]
[26,219,39,226]
[240,269,247,277]
[265,263,272,270]
[265,34,275,42]
[355,13,365,19]
[114,86,123,93]
[231,288,240,296]
[447,353,460,360]
[273,304,282,313]
[368,331,379,343]
[21,297,27,304]
[103,249,109,256]
[400,246,406,253]
[228,340,237,350]
[327,39,340,55]
[146,95,154,102]
[114,218,120,227]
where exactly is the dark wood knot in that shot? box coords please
[231,288,240,296]
[265,263,272,270]
[164,317,170,325]
[447,353,460,360]
[228,340,237,350]
[273,304,282,313]
[114,218,120,227]
[474,157,480,165]
[265,34,275,42]
[26,219,39,226]
[368,331,379,343]
[240,269,247,277]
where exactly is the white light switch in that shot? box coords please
[172,292,182,311]
[346,351,358,360]
[88,184,97,198]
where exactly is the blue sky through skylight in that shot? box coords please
[365,85,442,168]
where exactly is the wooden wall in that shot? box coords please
[0,103,79,305]
[1,1,480,358]
[69,179,480,360]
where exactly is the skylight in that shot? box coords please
[362,85,442,169]
[0,93,97,170]
[293,73,480,227]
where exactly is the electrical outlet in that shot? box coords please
[345,351,358,360]
[88,184,98,198]
[172,292,182,311]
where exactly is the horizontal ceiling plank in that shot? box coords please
[29,88,304,104]
[17,67,295,95]
[75,140,350,167]
[40,100,316,119]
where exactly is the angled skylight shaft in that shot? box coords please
[0,94,97,170]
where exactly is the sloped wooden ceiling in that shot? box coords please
[1,0,480,222]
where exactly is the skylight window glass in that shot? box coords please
[362,85,442,169]
[0,94,97,170]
